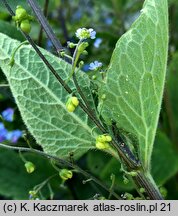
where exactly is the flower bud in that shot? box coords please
[139,188,146,193]
[92,75,97,80]
[67,42,76,48]
[96,134,112,143]
[78,42,89,53]
[66,103,76,112]
[25,161,35,173]
[159,187,167,198]
[59,169,73,181]
[79,61,84,67]
[101,94,106,100]
[96,135,106,143]
[123,177,129,184]
[129,171,138,177]
[20,19,31,34]
[124,192,134,200]
[71,97,79,107]
[29,190,37,200]
[96,141,110,150]
[15,6,28,21]
[105,135,112,142]
[82,50,88,55]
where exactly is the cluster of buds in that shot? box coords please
[66,97,79,112]
[75,28,96,40]
[95,134,112,150]
[13,5,33,34]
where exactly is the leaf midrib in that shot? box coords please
[0,43,93,135]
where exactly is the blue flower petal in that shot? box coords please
[94,38,102,48]
[6,130,22,143]
[1,108,14,122]
[89,61,103,71]
[0,123,8,142]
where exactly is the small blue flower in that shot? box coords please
[6,129,22,143]
[75,28,96,40]
[0,122,8,142]
[105,17,113,25]
[89,61,103,71]
[82,64,90,72]
[94,38,102,48]
[88,28,96,39]
[1,108,14,122]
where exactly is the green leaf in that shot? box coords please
[87,151,134,191]
[0,0,44,13]
[0,20,24,41]
[151,131,178,186]
[99,0,168,170]
[0,149,57,199]
[0,33,97,159]
[166,53,178,144]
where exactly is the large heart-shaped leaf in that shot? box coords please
[99,0,168,170]
[0,33,97,159]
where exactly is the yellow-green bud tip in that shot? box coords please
[25,161,35,173]
[96,141,110,150]
[66,103,75,112]
[59,169,73,181]
[71,97,79,107]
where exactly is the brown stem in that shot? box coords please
[37,0,49,46]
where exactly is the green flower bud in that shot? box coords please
[66,103,76,112]
[59,169,73,181]
[124,192,134,200]
[79,61,84,67]
[15,6,28,21]
[20,19,31,34]
[67,42,76,48]
[29,190,36,196]
[29,190,38,200]
[96,134,112,143]
[78,42,89,53]
[92,75,97,80]
[96,141,110,150]
[159,187,167,198]
[25,161,35,173]
[101,94,106,100]
[71,97,79,107]
[139,188,146,193]
[60,51,65,57]
[123,176,129,184]
[129,171,138,177]
[105,135,112,142]
[96,135,106,142]
[82,50,88,55]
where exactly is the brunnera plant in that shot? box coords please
[0,0,168,200]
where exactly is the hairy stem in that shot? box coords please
[133,171,163,200]
[0,142,120,199]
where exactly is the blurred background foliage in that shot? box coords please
[0,0,178,200]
